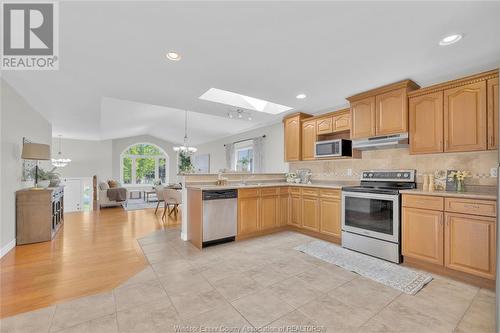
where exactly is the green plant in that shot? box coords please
[30,166,60,182]
[178,151,194,174]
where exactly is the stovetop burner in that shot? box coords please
[342,170,417,194]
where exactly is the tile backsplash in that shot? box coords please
[289,148,498,186]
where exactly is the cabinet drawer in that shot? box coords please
[260,187,279,196]
[302,188,320,197]
[445,198,496,217]
[402,195,443,211]
[238,188,260,198]
[279,187,290,194]
[320,189,341,199]
[290,187,301,195]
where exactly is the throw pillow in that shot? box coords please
[108,180,119,188]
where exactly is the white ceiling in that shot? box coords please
[3,1,500,144]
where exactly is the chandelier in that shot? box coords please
[228,108,252,121]
[173,111,197,153]
[52,135,71,167]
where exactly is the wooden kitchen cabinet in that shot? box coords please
[290,194,302,227]
[302,195,319,231]
[376,88,408,136]
[444,81,487,152]
[279,189,289,226]
[488,77,499,150]
[445,212,496,280]
[332,111,351,132]
[237,190,260,236]
[350,96,376,139]
[409,91,444,154]
[283,113,312,161]
[260,191,279,231]
[316,117,333,135]
[319,198,341,238]
[402,207,444,265]
[301,119,316,160]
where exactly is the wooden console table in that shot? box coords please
[16,187,64,245]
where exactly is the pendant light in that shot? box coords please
[173,111,197,153]
[52,135,72,167]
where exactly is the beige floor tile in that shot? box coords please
[231,289,294,328]
[271,257,317,276]
[455,288,496,333]
[116,297,179,333]
[296,265,354,292]
[200,261,242,283]
[212,272,262,301]
[328,277,401,313]
[298,295,373,330]
[158,271,213,295]
[363,299,455,333]
[141,242,177,254]
[50,314,117,333]
[180,303,251,329]
[245,264,290,287]
[267,309,320,329]
[113,280,167,311]
[145,248,185,264]
[151,258,197,277]
[0,306,55,333]
[50,292,115,331]
[267,276,322,308]
[169,289,230,319]
[120,266,159,287]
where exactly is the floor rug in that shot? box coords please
[295,240,432,295]
[124,199,158,211]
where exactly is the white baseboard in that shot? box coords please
[181,232,188,241]
[0,239,16,258]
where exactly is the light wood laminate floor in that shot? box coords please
[0,206,180,318]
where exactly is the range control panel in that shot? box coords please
[361,170,416,182]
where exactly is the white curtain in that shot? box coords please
[252,136,264,173]
[225,143,235,170]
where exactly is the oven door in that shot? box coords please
[315,140,340,157]
[342,191,399,243]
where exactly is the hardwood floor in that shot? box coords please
[0,206,180,318]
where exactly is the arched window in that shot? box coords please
[121,143,168,185]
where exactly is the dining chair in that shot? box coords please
[162,188,182,219]
[154,185,165,214]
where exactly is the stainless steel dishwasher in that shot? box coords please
[202,189,238,247]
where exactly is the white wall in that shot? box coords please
[53,138,113,181]
[194,122,288,173]
[112,135,178,184]
[1,79,52,254]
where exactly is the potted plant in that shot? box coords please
[30,167,61,188]
[178,151,194,174]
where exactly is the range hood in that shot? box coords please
[352,133,409,150]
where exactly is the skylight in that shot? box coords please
[199,88,293,115]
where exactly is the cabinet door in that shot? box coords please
[316,117,333,135]
[488,78,499,150]
[376,88,408,135]
[261,195,278,231]
[409,91,444,154]
[444,81,487,152]
[290,195,302,227]
[445,213,496,280]
[402,207,444,265]
[333,113,350,132]
[238,196,259,235]
[284,116,301,161]
[301,120,316,160]
[319,198,341,238]
[302,196,319,231]
[279,194,289,226]
[351,97,376,139]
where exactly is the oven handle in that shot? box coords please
[341,191,399,201]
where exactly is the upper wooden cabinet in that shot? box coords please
[316,117,333,135]
[408,69,498,154]
[333,111,351,132]
[301,119,317,160]
[350,97,376,139]
[409,91,444,154]
[283,113,311,161]
[348,80,419,139]
[488,77,499,150]
[444,81,487,152]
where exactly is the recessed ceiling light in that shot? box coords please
[439,34,463,46]
[166,52,181,61]
[296,93,307,99]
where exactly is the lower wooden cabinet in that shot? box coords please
[444,213,496,280]
[238,195,260,236]
[261,194,279,231]
[318,198,341,238]
[290,194,302,226]
[402,207,444,265]
[302,196,319,231]
[279,193,289,226]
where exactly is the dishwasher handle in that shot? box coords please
[202,189,238,200]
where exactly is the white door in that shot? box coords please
[62,178,82,212]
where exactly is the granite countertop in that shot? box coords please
[400,188,497,200]
[187,181,355,191]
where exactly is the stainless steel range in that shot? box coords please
[341,170,416,263]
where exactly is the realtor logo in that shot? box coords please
[1,2,59,70]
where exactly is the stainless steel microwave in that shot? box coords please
[315,139,352,158]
